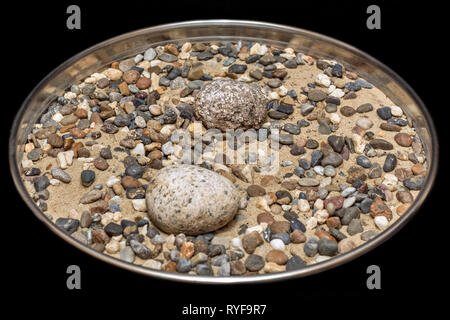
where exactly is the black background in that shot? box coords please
[4,0,444,315]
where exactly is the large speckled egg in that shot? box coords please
[145,164,240,235]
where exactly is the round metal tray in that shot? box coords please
[8,20,438,284]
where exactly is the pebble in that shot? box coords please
[228,64,247,74]
[383,153,397,172]
[176,258,192,273]
[403,175,425,190]
[356,117,373,130]
[394,133,413,147]
[347,218,363,235]
[357,103,373,113]
[308,89,327,101]
[285,255,306,271]
[55,218,79,234]
[361,230,379,241]
[266,250,288,265]
[356,155,372,168]
[119,247,135,263]
[245,254,265,271]
[51,167,71,183]
[321,152,343,167]
[270,238,286,250]
[374,216,389,230]
[80,170,95,187]
[247,184,266,197]
[196,264,213,276]
[317,238,338,256]
[304,237,319,257]
[377,107,392,120]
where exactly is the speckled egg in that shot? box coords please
[145,164,241,235]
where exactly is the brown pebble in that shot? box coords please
[47,133,63,148]
[180,241,195,258]
[92,229,110,244]
[395,168,413,181]
[394,133,413,147]
[70,127,87,139]
[230,260,246,275]
[326,216,342,229]
[162,261,177,272]
[90,112,103,125]
[338,238,356,254]
[323,196,344,210]
[136,77,151,89]
[148,150,163,160]
[370,197,393,221]
[269,221,290,234]
[242,231,263,254]
[270,204,283,215]
[340,106,356,117]
[257,212,275,225]
[396,190,413,203]
[315,229,337,242]
[118,81,130,95]
[74,108,88,119]
[281,180,297,190]
[260,175,280,187]
[290,229,306,244]
[396,203,410,215]
[247,184,266,197]
[77,147,90,158]
[121,176,142,189]
[265,250,288,265]
[411,163,425,175]
[123,70,140,84]
[94,157,109,171]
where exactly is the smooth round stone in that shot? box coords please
[270,238,285,250]
[356,117,373,130]
[356,155,372,168]
[285,255,306,271]
[194,79,267,131]
[146,164,240,235]
[80,170,95,187]
[51,167,71,183]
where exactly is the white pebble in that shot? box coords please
[330,88,345,98]
[341,187,356,197]
[390,106,403,117]
[314,199,324,210]
[330,113,341,124]
[270,239,285,250]
[315,255,330,263]
[356,117,373,130]
[315,73,331,87]
[231,237,242,249]
[374,216,389,230]
[306,217,318,230]
[106,176,120,188]
[131,143,145,156]
[313,166,324,175]
[343,196,356,208]
[298,199,310,212]
[315,209,329,224]
[49,179,60,186]
[57,152,68,169]
[132,199,147,211]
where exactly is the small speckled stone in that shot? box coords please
[194,79,267,131]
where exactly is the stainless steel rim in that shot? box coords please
[8,19,439,284]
